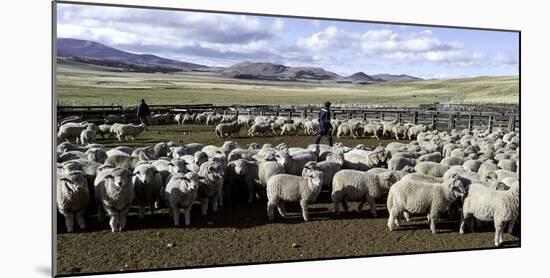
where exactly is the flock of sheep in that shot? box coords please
[56,111,520,247]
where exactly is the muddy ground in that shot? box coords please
[55,125,520,276]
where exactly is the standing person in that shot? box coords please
[137,99,151,126]
[315,101,333,146]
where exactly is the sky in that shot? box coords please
[56,3,519,79]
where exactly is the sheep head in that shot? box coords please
[105,168,133,189]
[169,159,188,174]
[133,165,159,184]
[59,171,88,193]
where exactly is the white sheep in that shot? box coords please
[57,122,91,142]
[386,174,466,233]
[197,161,225,215]
[248,123,272,136]
[460,181,520,246]
[266,170,325,222]
[57,170,90,232]
[164,172,202,226]
[116,123,146,141]
[275,149,316,176]
[331,169,400,217]
[414,162,450,178]
[336,122,361,139]
[231,159,284,202]
[280,123,300,136]
[94,168,135,232]
[301,158,342,189]
[79,126,97,146]
[104,155,141,170]
[388,156,416,171]
[132,164,163,218]
[215,122,241,138]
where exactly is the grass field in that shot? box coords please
[56,65,519,107]
[56,124,520,275]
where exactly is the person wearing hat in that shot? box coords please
[315,101,333,146]
[137,99,151,126]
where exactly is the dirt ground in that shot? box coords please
[55,125,520,276]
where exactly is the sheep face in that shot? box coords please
[182,172,201,191]
[105,169,133,189]
[133,166,159,184]
[233,159,251,176]
[275,151,290,168]
[169,159,187,173]
[59,171,88,193]
[448,177,467,197]
[305,170,324,189]
[194,152,208,166]
[380,172,399,189]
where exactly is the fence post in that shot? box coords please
[412,112,418,124]
[468,115,473,131]
[276,109,280,117]
[289,110,293,118]
[488,115,493,132]
[448,114,455,130]
[248,110,252,117]
[396,113,401,123]
[302,109,307,118]
[508,116,516,132]
[235,110,239,117]
[347,112,352,120]
[363,112,367,121]
[379,112,384,121]
[431,113,436,129]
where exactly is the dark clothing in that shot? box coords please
[137,102,151,118]
[137,102,151,126]
[315,107,333,146]
[318,107,331,132]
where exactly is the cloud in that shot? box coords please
[296,27,515,68]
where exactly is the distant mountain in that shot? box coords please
[371,73,422,82]
[347,72,384,82]
[222,61,340,81]
[57,38,208,71]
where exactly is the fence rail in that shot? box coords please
[57,104,520,132]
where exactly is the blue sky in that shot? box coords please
[57,3,519,79]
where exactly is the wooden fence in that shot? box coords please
[57,104,520,132]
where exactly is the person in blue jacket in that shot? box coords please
[315,101,333,146]
[137,99,151,125]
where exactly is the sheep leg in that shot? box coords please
[267,201,276,221]
[119,213,127,232]
[387,212,396,231]
[276,201,286,217]
[138,203,146,219]
[429,213,438,234]
[357,197,366,213]
[403,211,411,222]
[184,208,191,226]
[459,214,468,234]
[332,197,340,214]
[300,200,310,222]
[341,200,349,212]
[201,200,209,216]
[365,195,378,217]
[109,215,118,233]
[63,213,75,233]
[76,210,86,230]
[172,207,180,226]
[494,221,504,247]
[211,197,219,212]
[507,217,517,234]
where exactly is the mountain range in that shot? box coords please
[56,38,422,82]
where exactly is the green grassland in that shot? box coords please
[56,65,519,107]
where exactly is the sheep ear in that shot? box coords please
[59,177,72,183]
[168,163,174,166]
[105,175,114,180]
